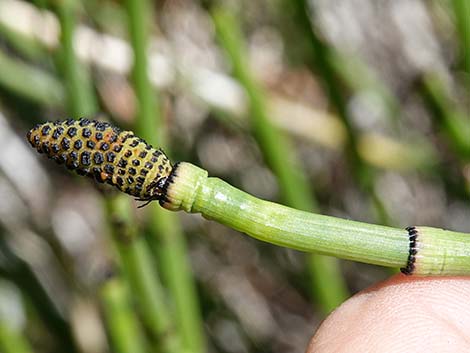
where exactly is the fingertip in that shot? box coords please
[307,276,470,353]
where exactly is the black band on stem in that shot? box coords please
[159,161,181,206]
[400,226,419,275]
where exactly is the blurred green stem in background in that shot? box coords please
[124,0,164,145]
[420,74,470,160]
[52,1,161,351]
[0,21,47,62]
[107,196,181,353]
[282,0,361,165]
[212,6,349,313]
[278,0,393,225]
[328,52,401,128]
[124,0,207,351]
[100,278,148,353]
[451,0,470,77]
[54,0,97,116]
[0,8,436,174]
[420,73,470,197]
[0,322,33,353]
[0,49,64,106]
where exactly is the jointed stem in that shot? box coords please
[162,162,470,276]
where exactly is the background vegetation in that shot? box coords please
[0,0,468,352]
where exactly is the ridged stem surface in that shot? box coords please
[163,163,470,276]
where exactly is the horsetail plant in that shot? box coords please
[28,119,470,276]
[124,0,206,350]
[52,3,178,351]
[100,278,148,353]
[212,7,348,312]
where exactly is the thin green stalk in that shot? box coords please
[124,0,164,145]
[419,74,470,198]
[0,323,33,353]
[212,7,348,312]
[100,278,148,353]
[282,0,361,162]
[49,1,182,348]
[0,49,64,106]
[124,0,206,351]
[148,209,206,352]
[328,52,401,127]
[0,22,47,62]
[52,2,160,352]
[451,0,470,76]
[107,195,180,353]
[420,74,470,159]
[212,8,317,212]
[329,56,439,172]
[278,0,393,225]
[54,0,97,116]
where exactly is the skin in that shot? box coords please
[307,275,470,353]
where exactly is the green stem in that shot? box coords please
[420,74,470,159]
[107,196,181,353]
[0,21,47,62]
[124,0,164,146]
[285,0,360,162]
[51,2,157,353]
[0,49,64,106]
[51,1,181,352]
[0,323,33,353]
[148,209,206,352]
[419,74,470,199]
[54,0,97,116]
[212,7,317,211]
[124,0,206,351]
[279,0,393,225]
[451,0,470,76]
[212,7,348,312]
[100,278,148,353]
[162,162,470,276]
